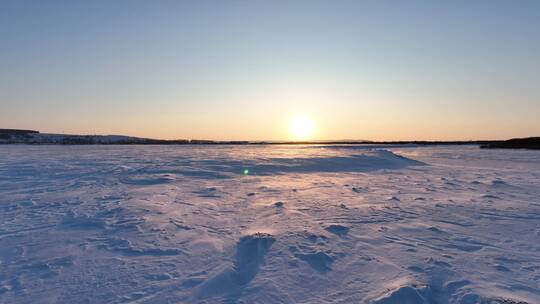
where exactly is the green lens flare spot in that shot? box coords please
[243,169,249,175]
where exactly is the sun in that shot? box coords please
[290,114,315,141]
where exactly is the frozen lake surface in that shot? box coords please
[0,145,539,303]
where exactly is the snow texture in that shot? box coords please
[0,145,538,303]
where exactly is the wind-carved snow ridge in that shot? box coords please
[373,262,478,304]
[189,149,425,178]
[0,145,538,303]
[236,149,425,175]
[113,148,425,180]
[194,233,275,300]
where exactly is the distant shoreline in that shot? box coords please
[1,128,538,149]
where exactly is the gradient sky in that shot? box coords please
[1,1,539,141]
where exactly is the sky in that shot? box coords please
[1,0,539,141]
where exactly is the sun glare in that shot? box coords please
[290,114,315,141]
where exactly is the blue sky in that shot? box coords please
[1,1,539,140]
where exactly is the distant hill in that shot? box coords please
[0,129,188,145]
[0,128,40,135]
[480,137,540,150]
[0,129,253,145]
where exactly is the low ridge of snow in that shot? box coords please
[0,145,538,303]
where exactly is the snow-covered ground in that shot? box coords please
[0,145,538,304]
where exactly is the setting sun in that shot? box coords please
[290,114,315,140]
